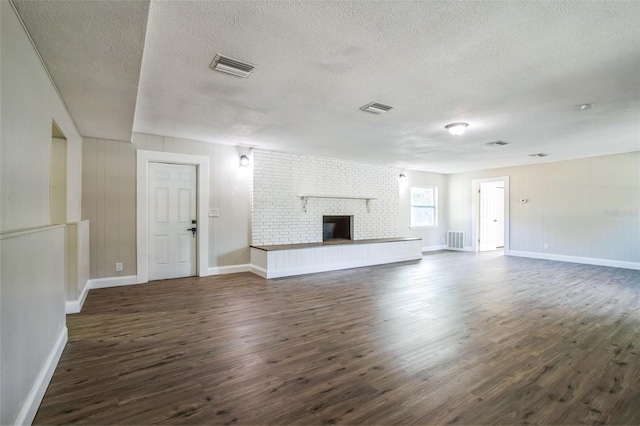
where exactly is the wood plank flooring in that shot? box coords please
[34,251,640,425]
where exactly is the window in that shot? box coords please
[411,186,438,227]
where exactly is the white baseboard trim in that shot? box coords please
[508,250,640,271]
[258,254,422,279]
[422,244,446,252]
[250,265,268,278]
[207,264,251,275]
[65,280,90,314]
[88,275,139,289]
[446,247,475,252]
[16,326,68,426]
[69,266,251,315]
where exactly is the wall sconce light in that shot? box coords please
[398,173,407,183]
[239,155,250,167]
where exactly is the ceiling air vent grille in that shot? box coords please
[528,153,549,157]
[210,54,256,78]
[360,102,394,114]
[486,140,509,146]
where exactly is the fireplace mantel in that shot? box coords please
[298,194,378,213]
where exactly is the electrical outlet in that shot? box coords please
[209,209,220,217]
[543,243,549,250]
[116,262,123,272]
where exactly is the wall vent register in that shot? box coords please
[210,54,257,78]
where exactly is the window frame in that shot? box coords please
[410,186,438,228]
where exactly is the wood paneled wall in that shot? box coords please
[82,134,252,279]
[82,138,136,278]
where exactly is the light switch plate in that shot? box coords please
[209,209,220,217]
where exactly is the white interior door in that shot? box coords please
[479,182,504,251]
[495,186,505,247]
[148,163,197,280]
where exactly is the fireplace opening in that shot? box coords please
[323,216,352,243]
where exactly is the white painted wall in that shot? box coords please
[0,3,82,231]
[50,137,67,224]
[0,2,81,423]
[252,150,400,245]
[399,170,448,250]
[448,152,640,264]
[82,133,252,279]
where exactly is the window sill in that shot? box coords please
[410,225,439,230]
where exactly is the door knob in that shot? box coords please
[187,227,197,236]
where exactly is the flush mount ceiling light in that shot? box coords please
[578,103,593,110]
[486,140,509,146]
[210,54,257,78]
[445,122,469,136]
[360,102,394,114]
[239,155,250,166]
[528,153,549,158]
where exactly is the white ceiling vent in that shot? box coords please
[360,102,394,114]
[486,140,509,146]
[528,153,549,157]
[210,54,256,78]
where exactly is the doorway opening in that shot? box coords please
[471,176,510,254]
[479,182,505,251]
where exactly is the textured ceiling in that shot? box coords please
[15,1,640,173]
[13,0,150,142]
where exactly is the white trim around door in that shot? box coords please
[136,150,209,284]
[471,176,510,254]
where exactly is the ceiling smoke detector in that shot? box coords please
[360,102,394,114]
[528,153,549,157]
[210,54,256,78]
[486,141,509,146]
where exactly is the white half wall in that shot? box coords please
[65,220,90,304]
[1,226,67,426]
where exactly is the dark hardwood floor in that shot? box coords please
[34,251,639,425]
